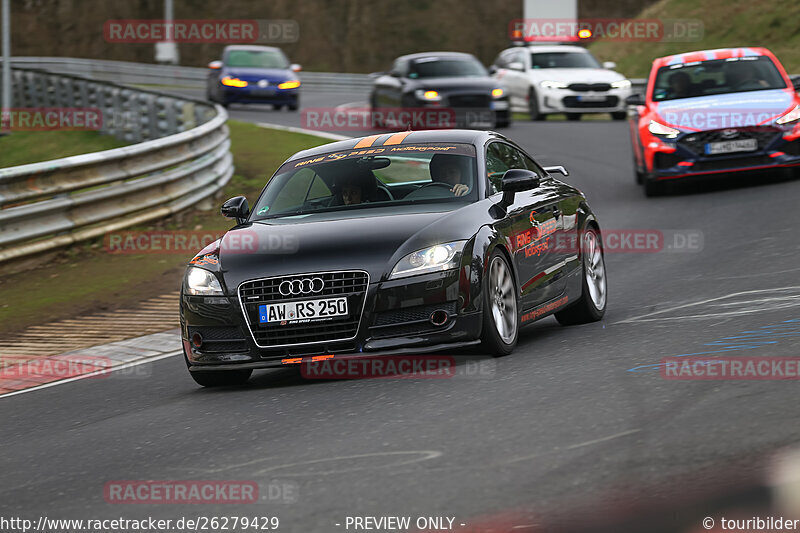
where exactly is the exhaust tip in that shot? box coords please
[430,310,449,327]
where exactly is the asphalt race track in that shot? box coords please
[3,90,800,531]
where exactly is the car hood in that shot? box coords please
[653,88,796,131]
[223,67,293,82]
[524,68,625,83]
[211,207,469,290]
[413,77,498,92]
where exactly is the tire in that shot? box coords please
[480,250,519,357]
[566,113,582,121]
[611,111,627,120]
[528,88,544,121]
[288,97,299,111]
[189,369,252,387]
[555,227,607,326]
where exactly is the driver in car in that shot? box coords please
[429,154,471,197]
[726,61,769,90]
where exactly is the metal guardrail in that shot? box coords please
[0,67,233,264]
[3,57,374,92]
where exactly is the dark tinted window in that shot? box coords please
[225,49,288,69]
[653,56,787,101]
[530,52,600,69]
[408,58,488,79]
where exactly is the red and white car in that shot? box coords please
[629,47,800,196]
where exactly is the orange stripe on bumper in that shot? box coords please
[281,357,303,364]
[354,134,382,149]
[384,131,412,145]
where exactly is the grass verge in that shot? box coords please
[0,121,331,336]
[0,130,127,167]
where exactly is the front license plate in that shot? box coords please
[259,297,348,324]
[705,138,758,155]
[576,94,606,102]
[250,87,276,97]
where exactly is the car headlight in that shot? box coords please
[278,80,301,90]
[648,120,680,139]
[184,266,224,296]
[611,79,632,89]
[389,241,467,280]
[540,80,568,89]
[414,89,442,101]
[776,104,800,125]
[491,87,505,98]
[221,76,248,88]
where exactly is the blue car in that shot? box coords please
[207,45,301,110]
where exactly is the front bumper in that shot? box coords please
[538,87,631,113]
[181,268,483,371]
[222,86,299,105]
[645,128,800,180]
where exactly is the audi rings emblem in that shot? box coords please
[279,277,325,296]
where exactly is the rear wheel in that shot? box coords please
[190,369,252,387]
[481,250,519,357]
[555,227,607,325]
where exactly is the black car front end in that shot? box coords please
[181,249,483,372]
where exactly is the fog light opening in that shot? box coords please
[191,332,203,348]
[430,310,449,327]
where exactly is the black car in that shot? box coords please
[206,45,301,109]
[370,52,511,129]
[181,129,606,386]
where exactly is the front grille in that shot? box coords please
[370,302,457,339]
[448,94,490,108]
[678,127,781,156]
[693,155,773,172]
[567,83,611,92]
[239,271,369,348]
[188,326,248,353]
[561,96,619,108]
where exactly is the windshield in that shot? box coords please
[530,51,601,69]
[250,143,478,220]
[653,56,787,101]
[409,58,488,78]
[225,49,288,69]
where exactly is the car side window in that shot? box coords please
[486,142,530,194]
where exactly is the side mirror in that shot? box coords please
[507,61,524,72]
[543,165,569,177]
[626,93,645,106]
[499,169,540,207]
[290,63,302,73]
[791,76,800,91]
[221,196,249,224]
[389,70,402,78]
[488,65,498,75]
[208,60,222,70]
[602,61,617,70]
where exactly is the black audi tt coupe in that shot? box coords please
[180,129,606,386]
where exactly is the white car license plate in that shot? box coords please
[259,297,348,324]
[705,138,758,155]
[576,94,606,102]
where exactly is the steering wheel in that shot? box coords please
[405,182,456,200]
